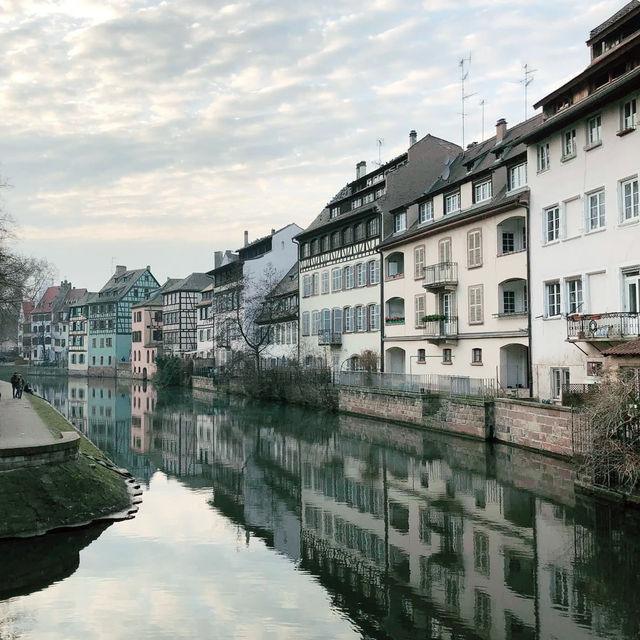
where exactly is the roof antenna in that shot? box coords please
[459,54,476,148]
[373,138,384,167]
[110,257,116,274]
[479,98,487,142]
[520,64,536,120]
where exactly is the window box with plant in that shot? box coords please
[421,314,446,322]
[385,316,405,325]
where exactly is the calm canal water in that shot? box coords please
[1,374,639,639]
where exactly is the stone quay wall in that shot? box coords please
[493,398,573,458]
[338,386,575,458]
[0,432,80,471]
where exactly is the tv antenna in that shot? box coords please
[110,257,116,274]
[373,138,384,167]
[459,54,477,148]
[520,63,537,120]
[479,98,487,142]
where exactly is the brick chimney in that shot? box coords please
[409,130,417,147]
[244,230,249,247]
[115,265,126,276]
[356,161,366,179]
[496,118,507,142]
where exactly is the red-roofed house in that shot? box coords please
[30,282,70,363]
[18,301,34,359]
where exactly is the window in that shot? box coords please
[469,286,483,324]
[546,282,561,317]
[417,349,426,363]
[587,361,602,377]
[474,179,492,203]
[355,223,365,241]
[368,260,380,285]
[502,232,515,254]
[587,190,605,231]
[438,238,452,263]
[344,265,354,289]
[415,294,426,328]
[311,311,320,336]
[343,226,353,244]
[330,206,339,218]
[321,235,329,252]
[332,308,342,335]
[621,177,639,220]
[442,348,452,363]
[508,163,527,190]
[394,211,407,233]
[331,268,342,292]
[344,307,353,332]
[472,348,482,364]
[351,197,362,210]
[562,128,576,158]
[467,229,482,268]
[331,231,341,248]
[503,290,515,314]
[321,271,330,294]
[620,98,637,131]
[363,192,374,204]
[367,304,380,331]
[587,114,601,146]
[355,306,365,331]
[71,354,76,364]
[551,368,570,400]
[356,263,367,287]
[311,239,319,255]
[414,246,425,278]
[312,273,319,295]
[537,143,550,172]
[367,217,380,236]
[105,338,112,347]
[419,200,434,224]
[545,206,560,242]
[445,191,460,215]
[567,279,583,314]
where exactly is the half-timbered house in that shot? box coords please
[196,283,215,358]
[18,301,33,360]
[30,283,70,363]
[68,291,94,375]
[162,272,214,357]
[88,266,160,376]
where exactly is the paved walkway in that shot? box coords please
[0,380,59,449]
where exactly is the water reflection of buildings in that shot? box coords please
[206,406,640,640]
[131,382,157,454]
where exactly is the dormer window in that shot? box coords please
[508,162,527,190]
[330,206,339,219]
[419,200,434,224]
[393,211,407,233]
[444,191,461,215]
[474,179,492,203]
[351,197,362,210]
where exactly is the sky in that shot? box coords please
[0,0,625,291]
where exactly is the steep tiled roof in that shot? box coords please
[132,278,181,308]
[603,339,640,356]
[33,286,61,313]
[163,272,214,293]
[62,288,88,309]
[96,267,156,302]
[590,1,640,39]
[267,263,299,299]
[21,301,34,318]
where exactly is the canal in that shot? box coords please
[1,374,639,639]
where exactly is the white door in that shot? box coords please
[440,293,455,335]
[624,271,640,335]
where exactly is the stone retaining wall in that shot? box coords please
[192,376,215,391]
[0,432,80,471]
[493,398,573,457]
[422,395,490,440]
[339,387,423,425]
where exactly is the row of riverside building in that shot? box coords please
[17,2,640,403]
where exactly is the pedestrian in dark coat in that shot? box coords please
[10,372,18,398]
[15,376,24,399]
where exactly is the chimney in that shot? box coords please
[115,265,126,275]
[356,161,366,179]
[496,118,507,142]
[214,251,223,268]
[409,130,417,147]
[244,230,249,247]
[271,228,275,235]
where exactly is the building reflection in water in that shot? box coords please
[29,376,640,640]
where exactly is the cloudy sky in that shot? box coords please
[0,0,623,291]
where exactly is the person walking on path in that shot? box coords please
[10,372,18,398]
[15,376,24,399]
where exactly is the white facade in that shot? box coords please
[527,11,640,401]
[196,284,214,358]
[68,295,91,375]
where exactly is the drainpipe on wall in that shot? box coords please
[520,195,534,399]
[292,237,301,364]
[378,210,385,373]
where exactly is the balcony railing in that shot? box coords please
[567,312,640,341]
[423,262,458,291]
[318,331,342,346]
[423,316,458,340]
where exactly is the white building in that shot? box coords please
[380,118,537,394]
[296,133,460,372]
[196,283,214,359]
[211,225,301,368]
[524,2,640,401]
[30,282,71,364]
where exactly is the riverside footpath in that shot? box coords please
[0,379,137,538]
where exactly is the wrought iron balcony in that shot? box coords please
[423,262,458,291]
[318,331,342,346]
[423,316,458,342]
[567,312,640,341]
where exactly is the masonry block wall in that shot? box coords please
[339,388,423,425]
[422,395,490,440]
[493,398,573,458]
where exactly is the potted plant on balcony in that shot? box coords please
[385,316,405,324]
[422,314,446,322]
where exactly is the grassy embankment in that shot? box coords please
[0,394,131,538]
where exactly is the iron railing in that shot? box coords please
[423,316,458,339]
[561,383,599,407]
[423,262,458,289]
[567,312,640,340]
[318,331,343,346]
[336,371,496,397]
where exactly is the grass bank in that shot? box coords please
[0,394,132,538]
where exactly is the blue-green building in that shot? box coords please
[88,265,159,376]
